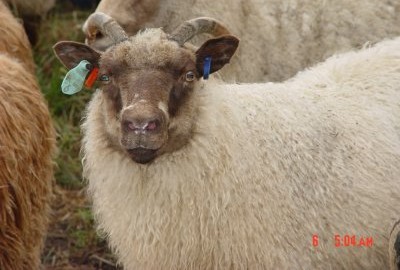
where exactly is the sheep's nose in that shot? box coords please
[122,118,161,133]
[121,105,165,134]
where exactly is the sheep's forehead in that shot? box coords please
[102,29,194,70]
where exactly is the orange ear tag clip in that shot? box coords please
[84,67,99,89]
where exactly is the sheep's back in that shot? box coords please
[0,54,55,270]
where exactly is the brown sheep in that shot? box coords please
[0,1,56,269]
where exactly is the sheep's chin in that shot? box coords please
[127,147,159,164]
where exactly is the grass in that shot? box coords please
[33,2,120,268]
[34,5,93,189]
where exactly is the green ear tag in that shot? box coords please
[61,60,91,95]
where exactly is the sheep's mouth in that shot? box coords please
[127,147,158,164]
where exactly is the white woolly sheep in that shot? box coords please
[390,220,400,270]
[54,14,400,269]
[83,0,400,82]
[0,1,56,269]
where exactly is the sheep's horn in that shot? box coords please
[169,17,231,46]
[84,12,128,45]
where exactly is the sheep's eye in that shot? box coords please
[185,71,195,82]
[99,74,110,83]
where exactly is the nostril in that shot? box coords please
[122,120,136,132]
[144,119,160,131]
[95,31,103,39]
[128,121,137,131]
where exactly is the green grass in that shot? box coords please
[69,208,99,249]
[34,7,93,189]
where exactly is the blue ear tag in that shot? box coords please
[61,60,92,95]
[203,57,212,80]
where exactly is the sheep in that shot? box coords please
[390,220,400,270]
[82,0,400,83]
[3,0,55,45]
[54,14,400,269]
[0,1,56,269]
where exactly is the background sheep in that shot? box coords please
[2,0,55,45]
[55,15,400,269]
[3,0,54,16]
[83,0,400,83]
[390,220,400,270]
[0,1,56,269]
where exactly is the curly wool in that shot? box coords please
[82,35,400,269]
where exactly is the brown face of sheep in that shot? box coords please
[53,32,238,164]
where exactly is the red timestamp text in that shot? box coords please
[312,234,373,247]
[334,234,373,247]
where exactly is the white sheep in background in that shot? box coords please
[55,14,400,269]
[83,0,400,83]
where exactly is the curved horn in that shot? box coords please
[169,17,231,46]
[84,12,128,45]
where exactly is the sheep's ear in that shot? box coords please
[195,35,239,76]
[53,41,101,70]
